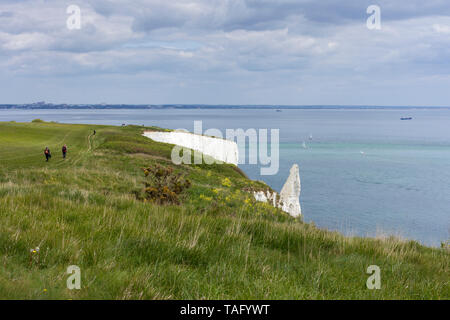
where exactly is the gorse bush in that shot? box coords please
[142,164,191,204]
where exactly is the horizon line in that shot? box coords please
[1,103,450,109]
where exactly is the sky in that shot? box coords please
[0,0,450,106]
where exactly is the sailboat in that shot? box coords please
[302,141,307,149]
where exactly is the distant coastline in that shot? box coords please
[1,103,450,110]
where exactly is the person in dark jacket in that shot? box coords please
[44,147,51,162]
[62,145,67,159]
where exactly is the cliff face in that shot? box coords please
[143,131,239,165]
[279,164,302,217]
[143,131,301,218]
[253,164,302,218]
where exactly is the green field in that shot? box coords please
[0,121,448,299]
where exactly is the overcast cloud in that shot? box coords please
[0,0,449,105]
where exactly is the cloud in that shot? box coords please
[0,0,450,105]
[0,31,53,51]
[433,23,450,34]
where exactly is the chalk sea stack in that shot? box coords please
[279,164,302,218]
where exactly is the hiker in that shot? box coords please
[93,130,96,135]
[44,147,51,162]
[62,145,67,159]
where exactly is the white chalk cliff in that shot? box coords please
[143,131,239,165]
[253,164,302,218]
[279,164,302,217]
[143,131,301,218]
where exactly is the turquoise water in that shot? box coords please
[250,142,450,246]
[1,108,449,246]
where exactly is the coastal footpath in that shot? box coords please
[0,121,448,300]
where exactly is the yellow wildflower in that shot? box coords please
[221,178,232,187]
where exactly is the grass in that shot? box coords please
[0,121,448,300]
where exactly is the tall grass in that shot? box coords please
[0,121,448,300]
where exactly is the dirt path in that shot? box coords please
[87,133,93,152]
[67,132,95,167]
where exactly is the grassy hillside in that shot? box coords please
[0,121,448,300]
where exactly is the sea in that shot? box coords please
[1,107,449,247]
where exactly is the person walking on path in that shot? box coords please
[62,145,67,159]
[44,147,51,162]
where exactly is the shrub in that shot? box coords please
[221,177,232,187]
[141,164,191,205]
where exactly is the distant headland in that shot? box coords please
[0,102,449,110]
